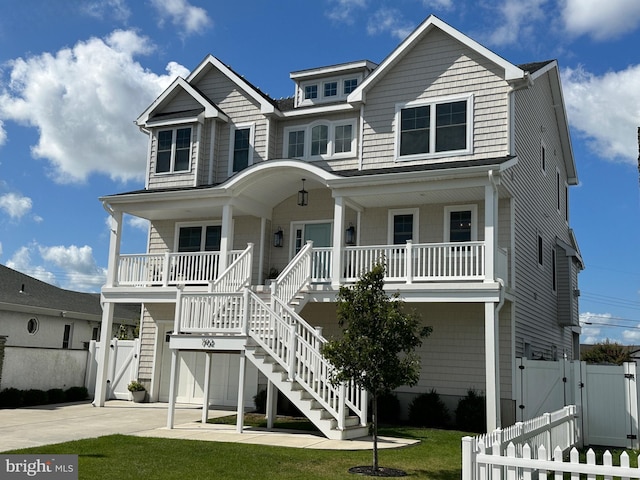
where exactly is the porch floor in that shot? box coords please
[0,400,417,452]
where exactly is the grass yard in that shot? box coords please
[8,424,468,480]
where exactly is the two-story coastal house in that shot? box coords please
[95,15,582,438]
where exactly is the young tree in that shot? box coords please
[322,263,432,475]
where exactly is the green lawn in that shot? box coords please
[8,425,468,480]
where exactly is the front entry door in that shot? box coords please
[292,222,332,254]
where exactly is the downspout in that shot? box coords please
[358,104,365,170]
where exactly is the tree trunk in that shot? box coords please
[372,393,379,473]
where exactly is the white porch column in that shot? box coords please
[484,182,497,282]
[94,210,122,407]
[332,196,345,288]
[266,380,276,429]
[220,204,233,273]
[258,217,267,284]
[202,352,213,425]
[236,351,247,433]
[167,349,180,429]
[484,301,501,431]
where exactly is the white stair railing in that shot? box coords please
[247,289,367,430]
[271,240,313,305]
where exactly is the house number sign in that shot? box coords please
[201,338,215,348]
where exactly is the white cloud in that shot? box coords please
[0,192,32,219]
[81,0,131,22]
[485,0,548,46]
[326,0,367,24]
[623,325,640,343]
[6,243,106,292]
[367,8,415,40]
[127,215,150,232]
[562,64,640,165]
[150,0,212,36]
[6,246,58,286]
[0,120,6,146]
[0,30,189,184]
[423,0,454,10]
[39,245,107,292]
[561,0,640,40]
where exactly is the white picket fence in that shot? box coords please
[467,443,640,480]
[462,406,580,480]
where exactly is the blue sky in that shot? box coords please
[0,0,639,344]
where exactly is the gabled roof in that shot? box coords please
[0,264,139,322]
[348,15,526,103]
[137,76,228,127]
[187,55,281,115]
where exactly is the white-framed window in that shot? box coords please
[284,119,356,160]
[444,205,477,242]
[323,81,338,98]
[388,208,419,245]
[228,123,255,175]
[395,94,473,160]
[175,222,223,252]
[343,78,358,94]
[304,85,318,100]
[27,317,39,335]
[155,126,192,174]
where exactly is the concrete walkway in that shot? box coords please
[0,401,418,452]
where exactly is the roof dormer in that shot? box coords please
[290,60,377,108]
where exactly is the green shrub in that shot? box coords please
[64,386,88,402]
[253,389,266,413]
[455,389,486,433]
[47,388,66,404]
[0,388,23,408]
[370,392,401,425]
[408,389,450,428]
[23,389,48,406]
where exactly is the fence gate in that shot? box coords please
[515,357,574,422]
[582,362,639,449]
[85,339,140,400]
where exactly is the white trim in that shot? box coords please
[394,93,474,162]
[153,126,195,175]
[193,123,202,187]
[348,15,525,103]
[208,121,216,185]
[387,208,419,244]
[283,118,357,161]
[228,122,256,177]
[443,204,478,242]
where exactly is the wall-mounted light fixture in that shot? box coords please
[274,227,284,248]
[297,178,308,206]
[345,223,356,245]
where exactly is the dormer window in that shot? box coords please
[304,85,318,100]
[156,127,192,173]
[324,81,338,98]
[344,78,358,94]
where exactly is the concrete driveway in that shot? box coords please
[0,400,418,452]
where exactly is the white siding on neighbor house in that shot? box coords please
[508,70,575,360]
[361,28,510,171]
[191,69,267,182]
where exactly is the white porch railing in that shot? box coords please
[116,250,243,286]
[271,241,313,305]
[462,405,579,480]
[332,241,498,283]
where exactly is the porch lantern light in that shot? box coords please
[274,227,284,248]
[297,178,308,206]
[345,223,356,245]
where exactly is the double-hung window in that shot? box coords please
[388,208,419,245]
[311,125,329,156]
[396,94,472,160]
[288,130,305,158]
[229,124,254,174]
[156,127,192,173]
[444,205,477,242]
[177,225,222,252]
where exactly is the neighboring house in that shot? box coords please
[95,15,583,437]
[0,264,140,390]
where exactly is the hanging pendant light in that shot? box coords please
[297,178,308,206]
